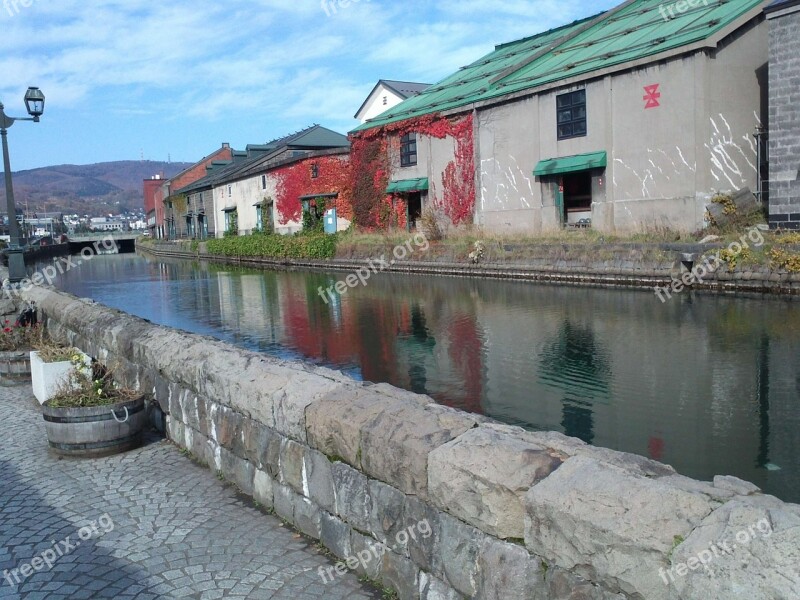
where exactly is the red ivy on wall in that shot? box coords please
[274,156,353,225]
[349,113,476,229]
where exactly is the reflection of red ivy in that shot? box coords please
[349,113,475,229]
[274,156,352,225]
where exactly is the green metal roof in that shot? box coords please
[533,151,607,176]
[386,178,430,193]
[353,0,763,133]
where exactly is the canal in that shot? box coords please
[42,252,800,502]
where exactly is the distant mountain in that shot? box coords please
[0,160,192,216]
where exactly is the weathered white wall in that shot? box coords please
[475,20,766,234]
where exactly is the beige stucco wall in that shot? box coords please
[476,19,766,234]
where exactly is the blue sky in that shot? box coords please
[0,0,617,171]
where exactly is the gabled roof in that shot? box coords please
[353,0,764,133]
[167,143,232,182]
[380,80,431,98]
[174,125,349,195]
[353,80,432,119]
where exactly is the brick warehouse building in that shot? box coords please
[767,0,800,229]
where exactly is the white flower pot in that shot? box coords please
[30,351,75,405]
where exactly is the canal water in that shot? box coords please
[42,253,800,502]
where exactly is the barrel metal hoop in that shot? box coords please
[48,432,143,452]
[43,402,144,424]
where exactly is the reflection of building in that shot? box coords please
[70,255,799,501]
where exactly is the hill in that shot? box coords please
[0,160,192,216]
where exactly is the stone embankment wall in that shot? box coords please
[24,285,800,600]
[138,241,800,297]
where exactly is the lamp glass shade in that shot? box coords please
[24,87,45,117]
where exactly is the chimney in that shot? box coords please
[222,143,230,149]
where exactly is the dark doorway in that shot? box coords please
[407,192,422,231]
[562,172,593,227]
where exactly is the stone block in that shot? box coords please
[253,469,274,510]
[220,446,254,496]
[305,448,335,514]
[350,530,384,580]
[293,496,321,539]
[525,455,717,600]
[306,387,405,468]
[669,495,800,599]
[439,513,486,598]
[381,549,421,600]
[429,426,562,539]
[477,538,544,600]
[369,479,407,549]
[209,403,243,451]
[0,299,16,316]
[273,371,345,443]
[361,403,480,498]
[332,462,371,532]
[419,573,463,600]
[273,483,295,524]
[404,496,443,577]
[279,438,306,494]
[545,568,626,600]
[167,416,185,447]
[320,511,352,561]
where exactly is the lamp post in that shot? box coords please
[1,86,45,283]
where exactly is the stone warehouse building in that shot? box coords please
[143,143,233,239]
[766,0,800,229]
[352,0,769,234]
[174,125,350,238]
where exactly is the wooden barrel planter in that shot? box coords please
[0,350,32,379]
[42,396,147,457]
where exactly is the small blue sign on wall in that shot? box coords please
[324,208,337,234]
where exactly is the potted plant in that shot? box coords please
[0,301,41,378]
[30,345,87,405]
[42,360,148,457]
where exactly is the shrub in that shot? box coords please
[206,232,337,260]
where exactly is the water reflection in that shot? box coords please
[47,253,800,503]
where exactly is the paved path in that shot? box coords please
[0,381,381,600]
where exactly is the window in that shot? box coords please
[400,133,417,167]
[261,175,267,190]
[256,206,263,231]
[557,90,587,140]
[227,185,232,197]
[311,163,319,179]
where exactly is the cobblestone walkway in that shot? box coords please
[0,381,381,600]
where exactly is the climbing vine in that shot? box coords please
[349,113,476,229]
[274,156,352,226]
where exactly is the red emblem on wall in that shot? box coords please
[644,84,661,109]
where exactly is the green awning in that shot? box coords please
[386,178,429,194]
[533,151,607,177]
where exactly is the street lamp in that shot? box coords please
[1,87,45,283]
